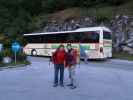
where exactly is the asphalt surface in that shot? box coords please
[0,56,133,100]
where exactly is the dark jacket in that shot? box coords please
[65,49,77,68]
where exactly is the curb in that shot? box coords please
[111,59,133,64]
[0,64,29,70]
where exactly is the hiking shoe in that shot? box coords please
[70,86,77,89]
[53,84,58,87]
[60,84,64,87]
[66,84,73,86]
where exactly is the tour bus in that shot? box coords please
[23,27,112,59]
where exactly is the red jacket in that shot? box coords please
[52,50,66,64]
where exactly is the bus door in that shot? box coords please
[44,44,50,56]
[103,31,112,58]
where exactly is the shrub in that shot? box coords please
[11,52,27,61]
[1,49,12,57]
[0,52,2,63]
[17,52,27,61]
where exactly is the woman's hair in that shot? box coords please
[67,43,72,53]
[67,43,72,48]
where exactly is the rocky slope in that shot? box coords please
[39,14,133,54]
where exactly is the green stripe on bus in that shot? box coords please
[81,45,90,49]
[51,45,60,49]
[104,45,112,48]
[51,44,90,50]
[51,45,79,49]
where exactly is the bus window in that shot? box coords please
[67,32,80,43]
[24,31,99,43]
[24,35,42,43]
[42,33,68,43]
[56,34,68,43]
[45,32,80,43]
[67,33,75,42]
[80,31,99,43]
[103,31,111,40]
[35,35,42,43]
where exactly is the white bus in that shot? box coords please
[23,26,112,59]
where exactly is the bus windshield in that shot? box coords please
[80,31,99,43]
[103,31,112,40]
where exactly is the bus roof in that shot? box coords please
[75,27,111,32]
[24,26,111,36]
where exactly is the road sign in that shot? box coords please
[11,42,21,64]
[11,42,21,53]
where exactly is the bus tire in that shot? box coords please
[31,49,37,56]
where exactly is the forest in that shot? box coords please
[0,0,130,34]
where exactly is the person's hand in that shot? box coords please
[64,62,67,68]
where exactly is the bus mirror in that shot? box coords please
[100,47,103,53]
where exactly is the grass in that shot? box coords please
[113,52,133,61]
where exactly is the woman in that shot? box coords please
[65,44,77,89]
[52,45,66,87]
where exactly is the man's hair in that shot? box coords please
[57,44,64,50]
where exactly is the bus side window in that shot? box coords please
[46,33,68,43]
[67,33,75,43]
[66,32,80,43]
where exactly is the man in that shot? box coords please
[79,44,88,63]
[52,45,66,87]
[65,44,77,89]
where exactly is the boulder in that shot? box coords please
[3,57,12,64]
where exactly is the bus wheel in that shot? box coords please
[31,49,37,56]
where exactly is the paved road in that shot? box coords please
[0,57,133,100]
